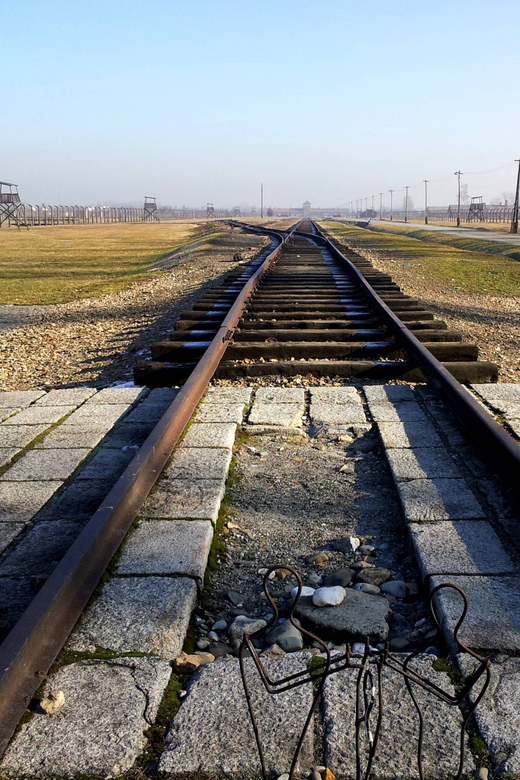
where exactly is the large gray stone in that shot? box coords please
[0,657,171,778]
[69,576,197,657]
[180,422,237,449]
[369,401,428,423]
[3,405,76,426]
[385,447,460,482]
[85,387,148,405]
[0,521,84,577]
[62,403,130,428]
[255,387,305,404]
[0,424,49,448]
[323,653,473,779]
[166,447,232,482]
[34,388,96,406]
[194,403,246,424]
[430,575,520,653]
[377,421,443,449]
[0,523,25,554]
[35,426,107,449]
[0,448,18,468]
[117,519,213,579]
[248,402,304,427]
[397,479,485,522]
[159,654,313,777]
[364,385,416,403]
[142,478,225,522]
[0,390,45,408]
[294,590,391,642]
[410,521,515,578]
[0,448,90,481]
[0,480,62,522]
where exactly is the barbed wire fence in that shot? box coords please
[0,204,233,227]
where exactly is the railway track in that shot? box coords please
[0,219,519,770]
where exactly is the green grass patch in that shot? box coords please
[0,221,218,304]
[322,221,520,296]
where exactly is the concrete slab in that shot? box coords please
[123,403,171,424]
[0,657,172,778]
[0,408,21,422]
[3,405,76,426]
[310,401,367,425]
[0,390,45,408]
[75,448,135,481]
[369,401,428,423]
[165,447,232,482]
[35,426,107,449]
[458,654,520,778]
[410,521,515,578]
[397,479,485,522]
[0,424,49,449]
[147,387,178,404]
[0,448,19,468]
[1,448,90,481]
[0,523,25,554]
[486,400,520,419]
[0,521,85,577]
[180,422,237,449]
[159,653,314,777]
[0,578,35,626]
[508,419,520,437]
[377,421,443,449]
[99,422,154,449]
[430,575,520,653]
[310,386,361,404]
[472,383,520,402]
[85,386,149,404]
[62,403,130,428]
[69,576,197,657]
[194,403,246,424]
[117,519,213,579]
[0,481,62,523]
[205,386,252,404]
[323,653,473,779]
[34,388,96,406]
[254,387,305,404]
[142,478,225,523]
[364,385,416,403]
[385,447,460,482]
[37,480,108,521]
[248,402,304,427]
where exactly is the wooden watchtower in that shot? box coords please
[143,196,159,222]
[0,182,28,228]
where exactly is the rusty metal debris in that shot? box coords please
[239,565,490,780]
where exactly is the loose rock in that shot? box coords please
[381,580,407,598]
[228,615,267,643]
[305,552,329,566]
[40,690,65,715]
[355,567,391,587]
[312,587,346,608]
[265,619,304,652]
[322,568,353,588]
[354,583,381,595]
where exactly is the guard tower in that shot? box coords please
[232,206,241,216]
[143,196,159,222]
[206,202,215,217]
[0,182,27,228]
[303,200,311,217]
[468,196,485,222]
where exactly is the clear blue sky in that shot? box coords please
[3,0,519,209]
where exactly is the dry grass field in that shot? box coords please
[0,221,217,304]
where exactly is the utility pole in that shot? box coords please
[511,159,520,234]
[423,180,429,225]
[364,197,368,214]
[379,192,383,220]
[389,189,394,221]
[371,195,375,213]
[260,183,264,218]
[404,186,409,222]
[454,170,462,227]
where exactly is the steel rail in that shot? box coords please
[304,221,520,483]
[0,224,292,756]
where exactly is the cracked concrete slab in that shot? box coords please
[0,657,172,778]
[397,478,485,522]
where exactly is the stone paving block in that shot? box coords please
[0,424,52,449]
[205,386,252,404]
[75,448,135,482]
[117,519,213,578]
[0,520,85,577]
[0,448,19,468]
[364,384,416,403]
[385,447,460,482]
[0,408,21,422]
[0,577,34,626]
[254,387,305,404]
[85,386,149,404]
[430,575,520,653]
[62,403,130,428]
[194,403,246,424]
[34,388,96,406]
[0,523,25,554]
[166,447,232,482]
[69,576,197,657]
[3,405,76,426]
[309,386,361,404]
[99,422,154,449]
[0,481,62,523]
[159,653,313,777]
[0,390,45,408]
[123,403,169,424]
[148,387,178,404]
[35,426,107,449]
[1,448,90,482]
[486,399,520,419]
[0,657,172,778]
[142,478,225,523]
[310,401,367,425]
[472,383,520,402]
[38,480,108,521]
[248,402,304,427]
[457,653,520,778]
[322,653,473,779]
[369,401,428,423]
[410,521,515,578]
[397,478,485,522]
[508,418,520,437]
[180,422,237,449]
[377,421,443,449]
